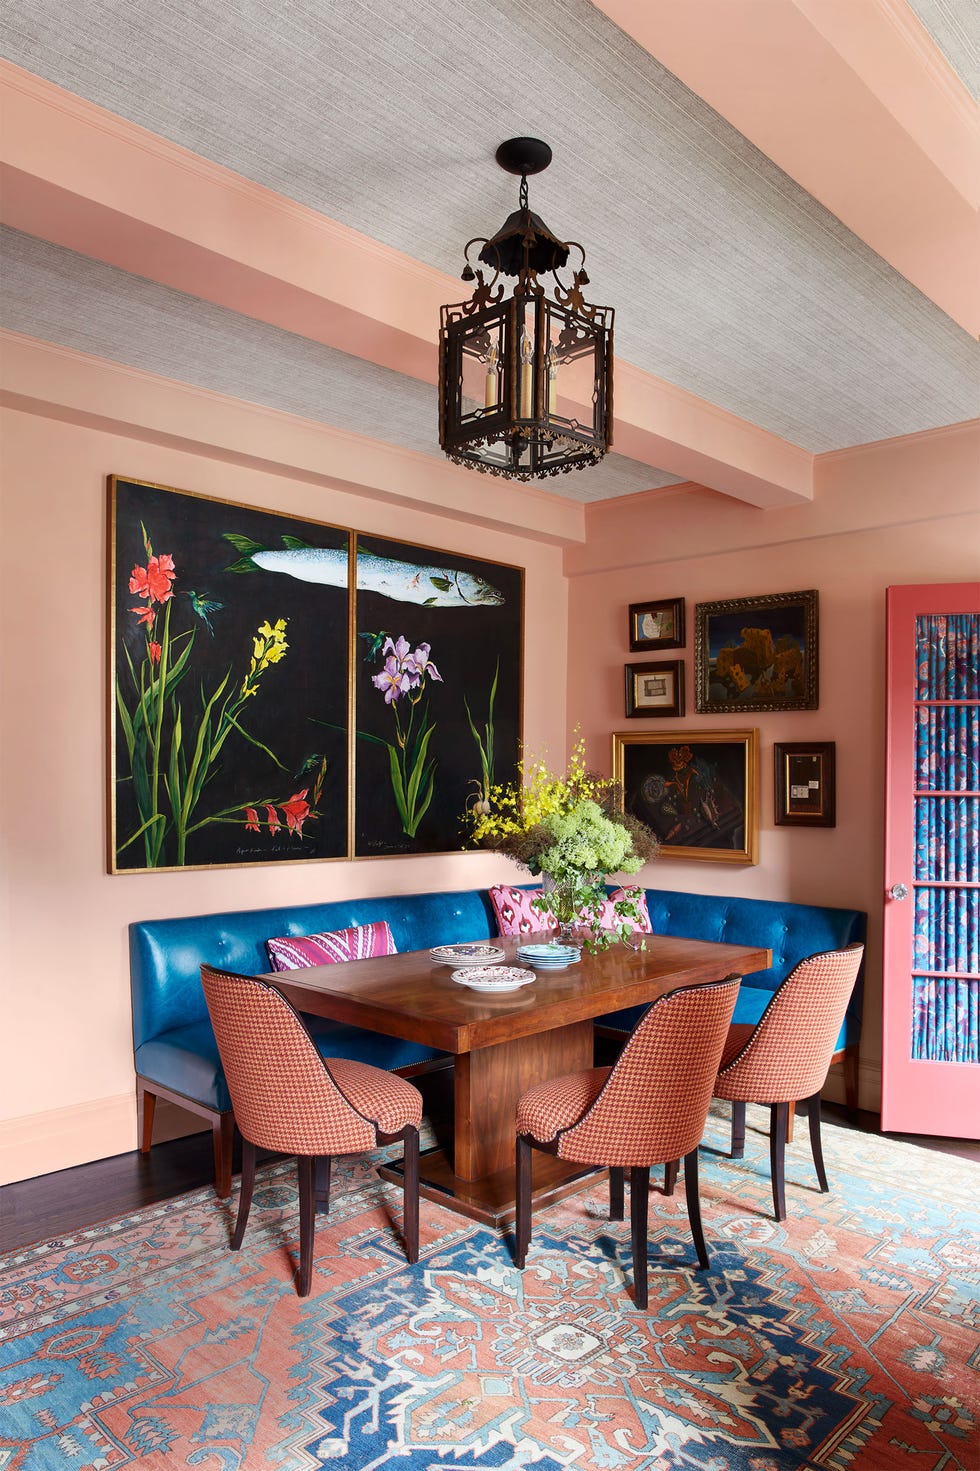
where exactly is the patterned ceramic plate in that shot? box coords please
[430,944,505,967]
[452,966,536,992]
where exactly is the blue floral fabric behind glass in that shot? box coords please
[911,614,979,1064]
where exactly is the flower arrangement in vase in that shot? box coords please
[465,736,658,949]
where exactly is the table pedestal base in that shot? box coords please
[378,1146,603,1229]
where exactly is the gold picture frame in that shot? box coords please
[612,729,759,864]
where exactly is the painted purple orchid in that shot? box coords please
[368,635,443,835]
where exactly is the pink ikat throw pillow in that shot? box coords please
[489,885,554,936]
[489,884,653,938]
[266,920,397,972]
[595,888,653,934]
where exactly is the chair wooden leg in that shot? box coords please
[730,1101,746,1158]
[629,1167,650,1309]
[515,1135,533,1269]
[786,1104,796,1144]
[770,1102,789,1221]
[609,1167,625,1221]
[314,1156,332,1214]
[231,1137,255,1251]
[402,1126,419,1264]
[683,1148,710,1270]
[137,1080,156,1154]
[663,1160,679,1196]
[212,1112,234,1200]
[807,1093,829,1193]
[296,1155,316,1297]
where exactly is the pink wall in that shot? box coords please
[566,421,980,1109]
[0,398,570,1184]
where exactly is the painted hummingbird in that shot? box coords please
[184,590,224,635]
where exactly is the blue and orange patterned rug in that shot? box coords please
[2,1106,978,1469]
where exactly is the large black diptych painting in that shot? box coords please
[109,476,523,872]
[353,534,523,857]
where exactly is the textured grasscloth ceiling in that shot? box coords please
[1,0,977,487]
[0,228,679,503]
[905,0,979,96]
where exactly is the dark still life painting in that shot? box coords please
[353,534,523,857]
[612,730,758,865]
[110,476,350,871]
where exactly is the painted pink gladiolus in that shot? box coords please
[281,789,311,836]
[244,808,260,833]
[130,605,156,627]
[265,805,280,835]
[129,554,177,605]
[148,641,162,665]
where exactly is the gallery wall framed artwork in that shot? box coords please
[109,476,522,871]
[624,660,685,718]
[774,741,836,827]
[612,729,759,864]
[694,589,818,714]
[628,597,685,652]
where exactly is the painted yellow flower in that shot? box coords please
[241,617,289,696]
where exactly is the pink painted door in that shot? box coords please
[881,583,980,1137]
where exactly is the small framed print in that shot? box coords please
[629,598,685,652]
[625,660,685,718]
[774,741,836,827]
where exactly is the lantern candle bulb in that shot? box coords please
[519,327,534,419]
[484,342,498,411]
[546,345,559,414]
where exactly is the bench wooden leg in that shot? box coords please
[212,1113,235,1199]
[137,1079,156,1154]
[843,1046,860,1117]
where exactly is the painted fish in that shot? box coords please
[224,535,505,607]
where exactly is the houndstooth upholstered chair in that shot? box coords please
[200,964,422,1297]
[515,974,741,1309]
[709,943,865,1222]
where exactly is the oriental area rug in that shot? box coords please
[2,1107,978,1471]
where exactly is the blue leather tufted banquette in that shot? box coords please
[599,888,866,1045]
[130,884,864,1196]
[130,888,498,1195]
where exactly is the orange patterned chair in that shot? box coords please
[201,964,422,1297]
[514,975,741,1309]
[710,943,865,1221]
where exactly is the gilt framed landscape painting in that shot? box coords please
[109,476,522,871]
[694,589,818,714]
[612,729,759,864]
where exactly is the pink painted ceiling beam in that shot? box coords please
[0,62,813,509]
[594,0,979,336]
[0,330,586,543]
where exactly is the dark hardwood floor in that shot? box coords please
[2,1095,976,1256]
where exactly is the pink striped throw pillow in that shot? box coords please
[266,920,397,972]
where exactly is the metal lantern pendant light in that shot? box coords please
[439,138,614,480]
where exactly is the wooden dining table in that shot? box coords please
[272,931,771,1226]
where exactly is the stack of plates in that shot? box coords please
[516,942,580,971]
[430,943,505,968]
